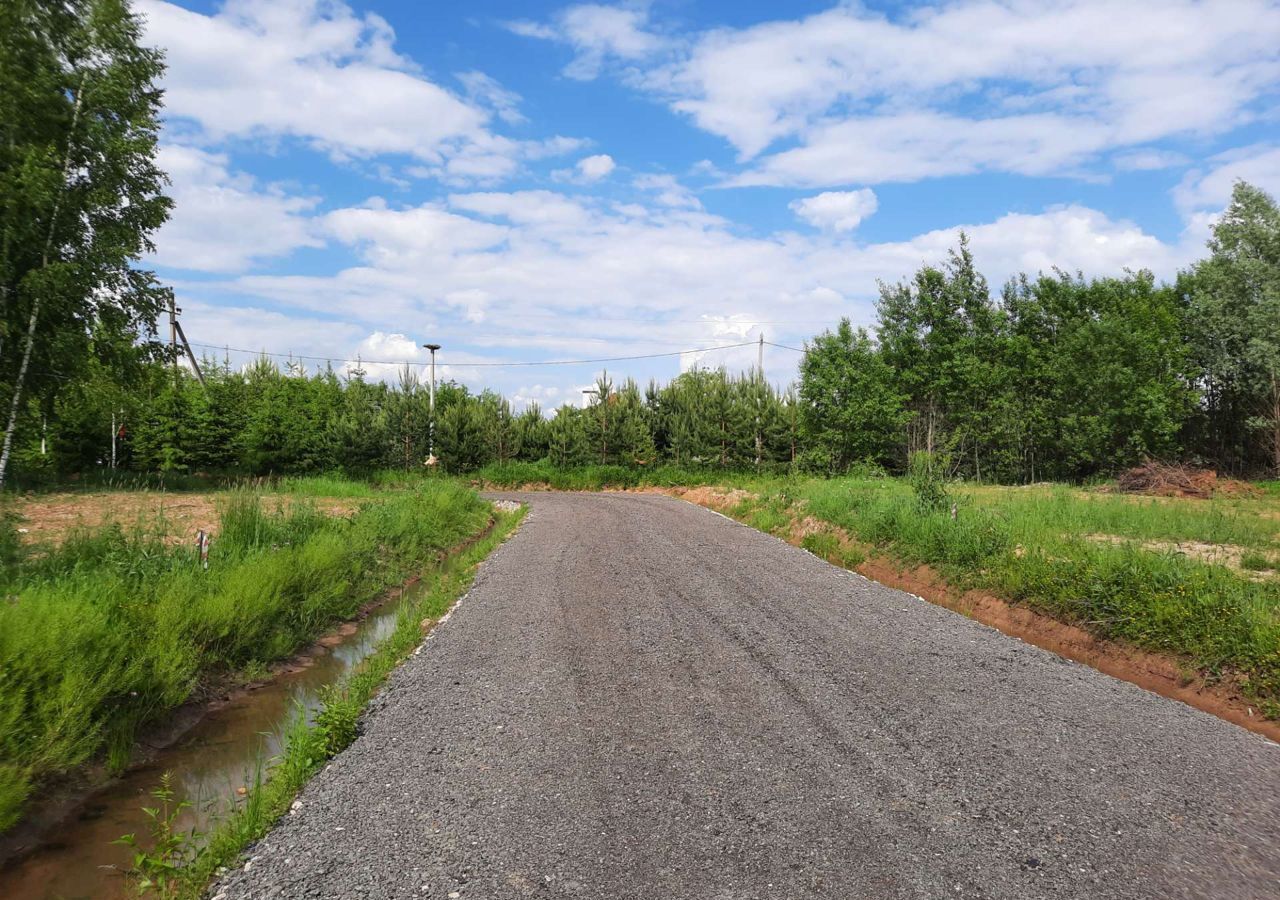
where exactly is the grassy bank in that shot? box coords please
[157,505,525,899]
[723,476,1280,710]
[0,479,490,833]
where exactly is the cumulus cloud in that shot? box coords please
[632,174,701,209]
[633,0,1280,185]
[152,144,323,272]
[1174,144,1280,215]
[577,154,617,180]
[506,4,664,79]
[207,189,1187,349]
[137,0,578,180]
[790,189,878,232]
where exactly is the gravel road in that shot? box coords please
[215,492,1280,900]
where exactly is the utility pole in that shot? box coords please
[168,294,179,387]
[424,343,441,466]
[165,293,206,387]
[758,331,764,379]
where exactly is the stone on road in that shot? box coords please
[215,492,1280,899]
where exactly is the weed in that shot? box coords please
[800,532,841,560]
[1241,550,1275,571]
[909,451,952,514]
[771,473,1280,709]
[115,773,201,899]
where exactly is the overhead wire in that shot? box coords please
[187,339,765,369]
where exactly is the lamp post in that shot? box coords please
[424,343,441,467]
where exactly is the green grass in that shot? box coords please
[0,479,490,834]
[275,474,381,497]
[164,506,526,898]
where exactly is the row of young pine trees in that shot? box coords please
[31,355,805,477]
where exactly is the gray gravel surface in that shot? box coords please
[214,492,1280,900]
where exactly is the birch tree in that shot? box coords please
[0,0,170,487]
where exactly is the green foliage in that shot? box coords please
[114,773,200,899]
[1182,182,1280,476]
[6,181,1279,489]
[0,0,172,488]
[0,479,489,833]
[908,451,951,514]
[800,319,907,473]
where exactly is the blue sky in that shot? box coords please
[139,0,1280,408]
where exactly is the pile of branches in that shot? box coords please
[1113,460,1257,499]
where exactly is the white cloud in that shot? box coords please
[637,0,1280,185]
[1113,149,1190,172]
[153,144,322,272]
[212,190,1186,350]
[632,173,701,209]
[322,200,509,266]
[506,4,664,80]
[790,189,878,232]
[577,154,617,181]
[1174,144,1280,215]
[408,134,587,186]
[449,190,595,227]
[456,70,527,125]
[138,0,577,183]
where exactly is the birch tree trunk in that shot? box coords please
[0,76,85,489]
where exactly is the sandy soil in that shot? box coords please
[1084,533,1278,579]
[10,491,361,547]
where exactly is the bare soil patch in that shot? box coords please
[11,491,361,547]
[1084,533,1278,580]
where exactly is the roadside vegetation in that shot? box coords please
[0,478,489,833]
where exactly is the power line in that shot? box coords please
[765,340,807,353]
[187,340,763,369]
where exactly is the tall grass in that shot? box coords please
[166,506,526,898]
[0,480,489,833]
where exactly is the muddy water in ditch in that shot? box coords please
[0,581,421,900]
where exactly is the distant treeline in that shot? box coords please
[7,183,1280,484]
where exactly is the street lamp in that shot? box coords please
[424,343,441,467]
